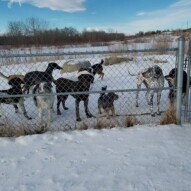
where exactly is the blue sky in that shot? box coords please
[0,0,191,34]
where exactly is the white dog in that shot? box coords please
[33,82,54,126]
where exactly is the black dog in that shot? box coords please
[23,62,62,94]
[98,86,119,119]
[0,77,31,120]
[165,68,188,104]
[54,71,94,121]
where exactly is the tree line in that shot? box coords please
[0,17,125,46]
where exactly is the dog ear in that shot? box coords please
[101,86,107,91]
[8,77,23,86]
[142,68,152,78]
[154,66,162,77]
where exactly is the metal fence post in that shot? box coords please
[176,36,185,125]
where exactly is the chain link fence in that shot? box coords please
[0,41,189,132]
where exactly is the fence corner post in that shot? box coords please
[176,36,185,125]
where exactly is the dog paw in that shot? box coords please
[87,115,93,118]
[64,107,69,110]
[76,118,81,122]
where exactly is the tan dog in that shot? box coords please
[0,72,24,81]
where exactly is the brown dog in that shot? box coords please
[98,86,119,118]
[0,72,24,81]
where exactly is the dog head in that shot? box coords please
[8,77,23,87]
[142,65,163,79]
[165,68,178,87]
[48,62,62,70]
[92,59,104,75]
[38,82,53,93]
[107,92,119,101]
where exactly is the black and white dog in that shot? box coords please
[165,68,188,105]
[23,62,62,94]
[129,65,164,116]
[0,77,32,120]
[33,82,54,126]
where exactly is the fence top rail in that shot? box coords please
[0,48,178,58]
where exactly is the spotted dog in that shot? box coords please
[128,65,164,116]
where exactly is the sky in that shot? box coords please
[0,0,191,34]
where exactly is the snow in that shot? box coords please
[0,124,191,191]
[0,39,191,190]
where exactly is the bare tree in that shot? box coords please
[24,17,49,36]
[7,21,24,36]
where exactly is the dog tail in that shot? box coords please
[100,59,104,65]
[128,70,137,76]
[33,84,39,107]
[0,72,9,80]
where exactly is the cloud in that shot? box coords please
[126,0,191,33]
[4,0,86,12]
[136,11,145,16]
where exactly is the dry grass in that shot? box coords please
[0,123,48,137]
[124,116,137,128]
[160,104,177,125]
[104,54,132,66]
[152,35,172,51]
[94,119,116,129]
[153,59,168,64]
[79,122,89,130]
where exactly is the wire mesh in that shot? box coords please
[1,46,188,131]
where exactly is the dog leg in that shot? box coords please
[38,108,43,125]
[84,99,93,118]
[105,109,110,119]
[111,106,116,117]
[98,104,102,114]
[99,73,104,79]
[156,92,161,115]
[47,108,52,128]
[149,93,155,117]
[146,90,150,105]
[13,104,19,113]
[136,84,141,107]
[18,98,32,120]
[75,99,81,121]
[57,96,62,115]
[62,96,69,110]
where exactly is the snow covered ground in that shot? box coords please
[0,124,191,191]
